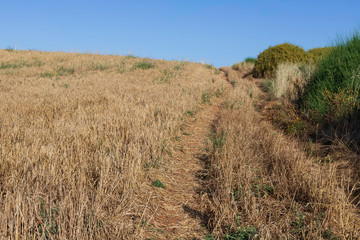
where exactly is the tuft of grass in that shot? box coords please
[132,61,155,70]
[40,71,55,78]
[56,66,75,76]
[5,47,14,52]
[152,180,165,189]
[90,63,110,71]
[0,60,44,70]
[244,57,257,64]
[201,92,211,104]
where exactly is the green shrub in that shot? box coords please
[302,32,360,122]
[244,57,257,64]
[254,43,308,78]
[307,47,334,63]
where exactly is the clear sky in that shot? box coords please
[1,0,360,67]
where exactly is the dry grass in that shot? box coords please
[0,50,225,239]
[205,70,360,239]
[266,63,314,100]
[231,61,255,72]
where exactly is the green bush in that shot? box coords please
[244,57,257,64]
[302,32,360,122]
[307,47,334,63]
[254,43,308,78]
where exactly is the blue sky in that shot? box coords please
[1,0,359,67]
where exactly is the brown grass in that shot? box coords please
[0,50,225,239]
[268,63,315,100]
[205,68,360,239]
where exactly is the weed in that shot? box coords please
[173,65,182,71]
[215,88,224,98]
[0,60,44,70]
[225,226,257,240]
[5,47,14,52]
[132,61,155,70]
[117,61,126,73]
[186,110,196,118]
[322,229,339,240]
[145,157,161,169]
[91,63,110,71]
[251,183,274,197]
[152,180,165,189]
[154,69,175,84]
[35,199,59,238]
[160,139,171,156]
[182,132,191,136]
[40,72,55,78]
[154,108,161,120]
[205,64,214,69]
[231,187,243,201]
[201,92,211,104]
[203,234,216,240]
[244,57,257,64]
[56,66,75,76]
[125,54,137,59]
[208,130,227,153]
[291,206,305,233]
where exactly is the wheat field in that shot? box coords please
[0,50,225,239]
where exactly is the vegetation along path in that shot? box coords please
[144,74,232,239]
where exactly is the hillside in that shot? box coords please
[0,50,225,239]
[0,50,359,239]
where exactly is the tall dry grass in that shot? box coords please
[0,50,225,239]
[267,63,314,100]
[205,75,360,239]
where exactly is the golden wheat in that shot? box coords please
[0,50,225,239]
[206,70,360,239]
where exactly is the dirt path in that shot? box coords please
[145,76,232,239]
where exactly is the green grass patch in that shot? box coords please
[302,31,360,122]
[244,57,257,64]
[132,61,155,70]
[0,60,44,70]
[152,180,165,189]
[56,66,75,76]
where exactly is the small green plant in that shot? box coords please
[225,226,257,240]
[154,69,176,84]
[201,92,211,104]
[5,47,14,52]
[208,130,227,153]
[231,187,243,201]
[35,199,59,238]
[56,66,75,76]
[186,110,196,118]
[244,57,257,64]
[152,179,165,189]
[145,157,162,169]
[125,54,137,59]
[215,88,224,98]
[40,72,55,78]
[205,64,214,69]
[291,206,305,232]
[203,234,216,240]
[251,183,274,197]
[91,63,110,71]
[132,61,155,70]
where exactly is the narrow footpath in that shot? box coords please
[145,75,232,239]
